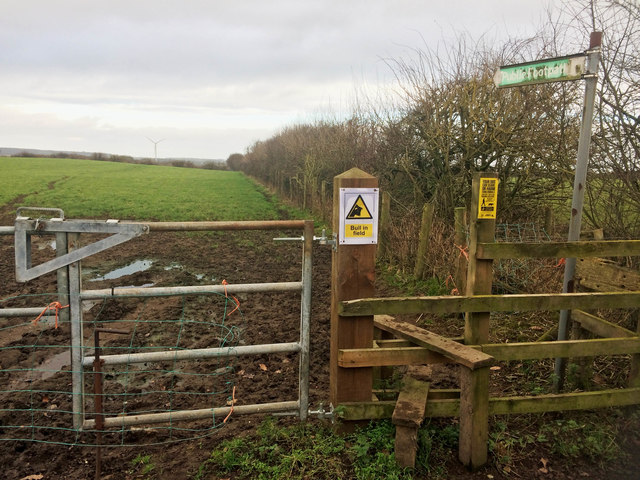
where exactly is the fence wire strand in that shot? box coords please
[493,222,562,294]
[0,291,242,447]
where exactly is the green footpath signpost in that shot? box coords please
[494,32,603,391]
[494,54,587,88]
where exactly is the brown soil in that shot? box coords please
[0,209,638,479]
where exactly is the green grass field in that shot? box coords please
[0,157,295,221]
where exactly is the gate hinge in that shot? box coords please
[308,402,334,422]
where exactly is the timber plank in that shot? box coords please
[392,377,430,428]
[338,387,640,420]
[374,316,494,369]
[339,346,448,367]
[477,240,640,260]
[491,387,640,414]
[576,257,640,292]
[571,310,636,338]
[341,291,640,316]
[395,425,419,468]
[481,337,640,360]
[374,339,416,348]
[340,337,640,366]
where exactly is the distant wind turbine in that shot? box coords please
[146,137,165,162]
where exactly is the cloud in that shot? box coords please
[0,0,551,158]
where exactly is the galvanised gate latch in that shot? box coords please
[14,207,148,282]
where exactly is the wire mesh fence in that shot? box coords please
[0,291,242,447]
[494,222,563,294]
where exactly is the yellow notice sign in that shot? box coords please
[478,178,499,219]
[339,188,379,245]
[345,224,373,238]
[346,195,373,219]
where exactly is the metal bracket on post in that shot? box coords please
[14,217,149,282]
[273,228,336,249]
[308,402,334,422]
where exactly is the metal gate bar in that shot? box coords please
[80,281,302,299]
[4,217,314,430]
[82,342,302,366]
[83,400,300,430]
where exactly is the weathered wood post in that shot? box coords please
[460,172,497,470]
[465,173,497,344]
[630,313,640,388]
[377,191,391,262]
[330,168,378,407]
[414,202,434,280]
[544,206,554,235]
[454,206,468,295]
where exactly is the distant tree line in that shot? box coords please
[11,151,228,171]
[228,0,640,275]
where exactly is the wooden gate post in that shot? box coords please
[460,172,497,470]
[330,168,378,406]
[465,172,498,344]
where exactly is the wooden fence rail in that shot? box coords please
[330,170,640,472]
[477,240,640,259]
[340,291,640,316]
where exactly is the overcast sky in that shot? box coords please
[1,1,551,160]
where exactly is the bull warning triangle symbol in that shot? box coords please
[346,195,373,219]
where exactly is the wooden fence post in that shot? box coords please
[629,311,640,388]
[460,172,497,470]
[330,168,378,406]
[414,202,434,280]
[377,191,391,262]
[454,207,468,295]
[544,206,554,235]
[459,366,490,469]
[465,173,497,344]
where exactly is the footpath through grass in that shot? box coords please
[0,157,295,221]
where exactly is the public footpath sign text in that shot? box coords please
[494,54,586,88]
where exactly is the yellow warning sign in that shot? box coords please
[346,195,373,220]
[478,178,499,219]
[345,224,373,238]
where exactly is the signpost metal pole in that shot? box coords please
[553,32,602,391]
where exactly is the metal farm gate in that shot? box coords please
[0,208,318,442]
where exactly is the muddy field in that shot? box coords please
[1,210,639,479]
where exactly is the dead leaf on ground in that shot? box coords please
[259,364,268,371]
[19,475,44,480]
[539,457,549,474]
[490,366,501,371]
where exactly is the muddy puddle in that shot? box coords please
[7,349,70,391]
[90,259,154,281]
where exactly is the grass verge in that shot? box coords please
[194,409,638,479]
